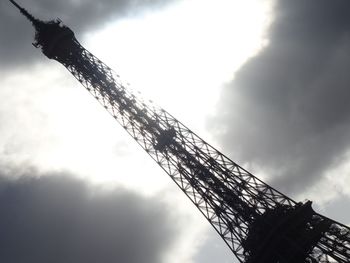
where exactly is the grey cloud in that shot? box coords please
[0,172,177,263]
[194,229,236,263]
[210,0,350,195]
[316,194,350,225]
[0,0,177,70]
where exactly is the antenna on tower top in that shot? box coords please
[9,0,41,27]
[8,0,70,53]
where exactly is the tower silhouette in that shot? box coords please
[10,1,350,262]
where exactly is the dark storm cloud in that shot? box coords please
[0,172,177,263]
[210,0,350,195]
[0,0,177,70]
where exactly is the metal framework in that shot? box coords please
[10,1,350,262]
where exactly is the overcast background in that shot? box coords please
[1,0,350,262]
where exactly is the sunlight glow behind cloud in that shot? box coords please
[86,0,273,135]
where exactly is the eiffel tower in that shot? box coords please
[10,1,350,262]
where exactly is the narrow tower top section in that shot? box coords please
[9,0,43,28]
[9,0,75,59]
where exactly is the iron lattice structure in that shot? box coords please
[10,1,350,262]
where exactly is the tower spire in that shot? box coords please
[9,0,42,27]
[9,0,75,58]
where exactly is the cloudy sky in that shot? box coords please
[1,0,350,262]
